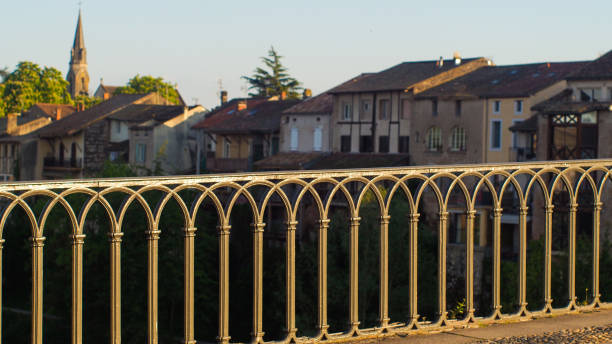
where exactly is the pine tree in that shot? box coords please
[242,46,302,99]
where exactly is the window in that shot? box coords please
[223,138,230,158]
[378,136,389,153]
[579,88,602,102]
[432,99,438,116]
[340,135,351,152]
[109,151,119,161]
[490,119,502,150]
[398,136,409,153]
[401,99,411,119]
[514,100,523,114]
[359,135,373,153]
[493,100,501,114]
[379,99,390,120]
[272,137,279,155]
[550,112,598,159]
[511,119,522,148]
[313,127,322,151]
[290,127,299,151]
[455,100,462,117]
[115,121,121,133]
[361,100,371,120]
[136,143,147,163]
[427,127,442,152]
[450,127,466,151]
[342,102,352,121]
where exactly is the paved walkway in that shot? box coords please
[384,309,612,343]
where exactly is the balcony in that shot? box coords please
[0,159,611,343]
[43,157,83,170]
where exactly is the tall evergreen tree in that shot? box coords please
[242,46,302,99]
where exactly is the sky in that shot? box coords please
[2,0,612,109]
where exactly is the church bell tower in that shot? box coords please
[67,10,90,98]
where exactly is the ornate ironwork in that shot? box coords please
[0,159,611,344]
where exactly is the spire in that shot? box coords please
[67,9,90,97]
[71,10,86,64]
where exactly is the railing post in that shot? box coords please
[568,203,578,307]
[251,222,265,344]
[379,215,390,329]
[31,236,45,344]
[217,225,231,344]
[71,234,86,344]
[285,221,298,339]
[408,213,420,326]
[593,202,602,305]
[146,228,161,344]
[491,208,502,316]
[465,210,476,320]
[438,212,448,323]
[184,226,197,344]
[544,205,554,310]
[518,206,529,314]
[349,216,361,333]
[0,238,4,344]
[109,230,123,344]
[317,219,330,338]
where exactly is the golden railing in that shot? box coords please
[1,159,612,344]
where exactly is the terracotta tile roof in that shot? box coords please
[37,93,154,138]
[25,103,77,120]
[193,99,300,134]
[567,50,612,81]
[99,85,120,94]
[283,74,374,115]
[416,62,588,99]
[108,104,184,124]
[531,88,612,114]
[329,58,486,93]
[509,115,538,132]
[192,98,267,129]
[307,153,410,170]
[253,152,326,170]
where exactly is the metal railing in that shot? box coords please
[0,159,611,344]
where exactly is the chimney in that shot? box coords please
[438,56,444,68]
[454,51,461,65]
[56,107,62,120]
[7,113,18,134]
[220,90,228,105]
[303,88,312,99]
[237,100,247,111]
[280,91,287,100]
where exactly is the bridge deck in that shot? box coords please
[384,309,612,343]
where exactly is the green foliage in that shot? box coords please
[242,46,302,99]
[74,94,102,110]
[0,61,72,116]
[115,75,180,104]
[448,298,466,319]
[99,160,137,178]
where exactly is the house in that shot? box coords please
[93,83,120,100]
[33,92,170,179]
[106,104,206,175]
[328,55,491,155]
[192,97,299,173]
[280,89,332,153]
[411,61,586,165]
[22,103,77,121]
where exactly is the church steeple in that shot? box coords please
[67,10,90,98]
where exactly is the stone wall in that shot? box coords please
[84,120,109,174]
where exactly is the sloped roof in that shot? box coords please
[416,62,587,99]
[567,50,612,81]
[205,99,300,134]
[98,84,120,94]
[37,93,153,138]
[283,73,374,115]
[192,98,267,129]
[329,58,486,93]
[531,88,612,114]
[509,115,538,132]
[25,103,77,120]
[109,104,184,124]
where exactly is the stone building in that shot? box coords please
[328,55,491,155]
[66,11,90,98]
[33,93,169,179]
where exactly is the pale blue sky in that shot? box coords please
[2,0,611,108]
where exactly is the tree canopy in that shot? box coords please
[0,61,72,116]
[242,46,302,99]
[115,75,181,105]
